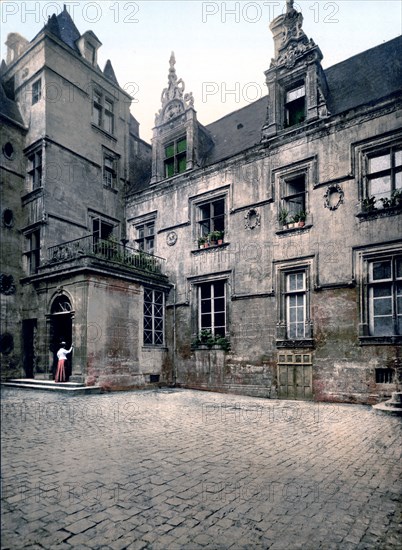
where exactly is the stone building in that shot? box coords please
[1,3,401,402]
[0,8,169,389]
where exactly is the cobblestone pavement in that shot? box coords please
[1,387,401,550]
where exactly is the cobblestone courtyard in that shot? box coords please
[1,387,401,549]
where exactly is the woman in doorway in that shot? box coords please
[55,342,73,382]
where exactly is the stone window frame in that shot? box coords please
[23,227,41,275]
[354,133,402,211]
[92,87,115,135]
[27,147,43,191]
[102,148,119,190]
[274,257,315,347]
[273,157,316,232]
[190,187,229,248]
[355,243,402,345]
[143,287,165,347]
[128,212,157,254]
[188,271,232,341]
[136,220,156,255]
[163,135,187,178]
[32,78,42,105]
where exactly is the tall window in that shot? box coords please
[92,218,113,241]
[28,150,42,190]
[366,147,402,203]
[136,221,155,254]
[285,84,305,127]
[26,230,40,274]
[144,289,164,346]
[92,90,114,134]
[368,256,402,336]
[285,272,306,339]
[282,175,306,217]
[198,198,225,238]
[164,137,186,178]
[103,154,117,188]
[32,79,41,105]
[198,281,226,337]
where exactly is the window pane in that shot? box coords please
[177,138,187,153]
[373,317,393,336]
[213,199,225,216]
[286,85,305,102]
[215,298,225,313]
[177,154,186,173]
[214,281,225,297]
[369,176,391,199]
[286,177,305,196]
[372,261,391,281]
[296,323,305,337]
[395,171,402,190]
[369,153,390,173]
[296,273,304,290]
[201,300,211,313]
[214,312,225,327]
[396,260,402,279]
[154,291,163,305]
[395,150,402,167]
[201,284,211,299]
[201,314,212,328]
[296,307,304,322]
[147,224,155,236]
[165,159,174,178]
[289,308,296,322]
[373,285,392,298]
[200,204,211,220]
[165,144,174,158]
[373,297,392,316]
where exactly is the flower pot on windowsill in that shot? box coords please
[210,240,217,246]
[298,221,305,228]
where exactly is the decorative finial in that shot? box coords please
[286,0,294,12]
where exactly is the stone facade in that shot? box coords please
[1,4,401,401]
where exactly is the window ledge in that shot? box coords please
[356,205,402,221]
[103,185,118,194]
[276,224,312,235]
[359,336,402,346]
[191,242,230,254]
[142,346,167,351]
[91,123,117,141]
[276,339,315,349]
[21,187,43,205]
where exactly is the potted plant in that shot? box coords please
[216,230,224,245]
[298,211,307,227]
[362,196,376,212]
[198,236,206,249]
[208,231,220,246]
[292,212,300,227]
[279,208,288,229]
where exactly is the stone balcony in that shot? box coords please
[28,235,168,284]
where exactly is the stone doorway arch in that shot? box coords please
[49,295,73,380]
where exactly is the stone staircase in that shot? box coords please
[1,378,102,395]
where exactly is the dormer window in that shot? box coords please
[84,42,95,64]
[164,137,187,178]
[285,84,305,127]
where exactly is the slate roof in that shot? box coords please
[203,35,402,166]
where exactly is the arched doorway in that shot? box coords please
[50,296,73,380]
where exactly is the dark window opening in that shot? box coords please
[375,368,394,384]
[2,209,14,228]
[92,219,114,241]
[32,79,42,105]
[3,142,14,160]
[28,150,42,190]
[136,221,155,254]
[285,84,305,127]
[26,230,40,274]
[282,175,306,218]
[198,198,225,238]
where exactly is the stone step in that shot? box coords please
[1,379,102,395]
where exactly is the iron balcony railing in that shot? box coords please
[47,235,165,274]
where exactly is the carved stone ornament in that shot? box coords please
[324,184,344,211]
[166,231,178,246]
[155,52,194,126]
[244,209,261,230]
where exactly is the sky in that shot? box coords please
[1,1,401,142]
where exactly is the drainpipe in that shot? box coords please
[172,283,177,386]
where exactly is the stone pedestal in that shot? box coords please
[372,392,402,416]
